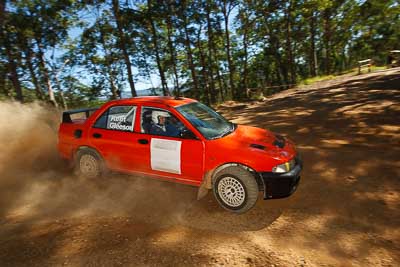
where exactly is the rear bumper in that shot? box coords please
[260,157,302,199]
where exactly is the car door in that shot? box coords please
[137,105,204,185]
[88,105,147,173]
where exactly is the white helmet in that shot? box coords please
[152,110,170,124]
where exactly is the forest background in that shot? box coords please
[1,0,399,108]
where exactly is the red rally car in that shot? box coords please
[58,97,302,213]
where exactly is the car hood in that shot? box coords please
[220,124,297,161]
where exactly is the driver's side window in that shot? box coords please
[141,107,187,138]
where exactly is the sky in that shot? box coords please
[44,2,239,98]
[49,26,161,95]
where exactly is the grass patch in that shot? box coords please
[299,65,388,86]
[299,75,336,85]
[371,65,387,71]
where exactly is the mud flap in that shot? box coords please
[197,170,213,200]
[197,185,209,200]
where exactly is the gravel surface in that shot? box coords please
[1,68,399,266]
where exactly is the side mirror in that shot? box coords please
[180,128,197,139]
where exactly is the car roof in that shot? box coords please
[107,96,197,108]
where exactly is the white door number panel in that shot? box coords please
[150,138,182,174]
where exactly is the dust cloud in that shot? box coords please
[0,101,60,219]
[0,101,195,225]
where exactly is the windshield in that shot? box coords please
[176,102,235,139]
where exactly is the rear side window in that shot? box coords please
[93,105,136,132]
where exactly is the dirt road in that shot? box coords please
[0,69,399,266]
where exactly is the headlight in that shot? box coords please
[272,159,295,173]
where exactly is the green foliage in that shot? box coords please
[299,75,336,85]
[1,0,399,106]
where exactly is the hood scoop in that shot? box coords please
[273,135,285,148]
[250,143,266,150]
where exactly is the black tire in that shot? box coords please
[212,166,259,213]
[74,148,105,179]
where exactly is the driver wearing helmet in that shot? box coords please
[150,110,181,137]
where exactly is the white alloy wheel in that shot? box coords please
[217,176,246,207]
[213,166,259,213]
[79,154,100,178]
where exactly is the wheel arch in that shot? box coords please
[73,145,106,178]
[203,162,264,192]
[73,145,104,163]
[211,162,261,213]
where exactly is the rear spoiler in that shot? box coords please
[62,107,99,123]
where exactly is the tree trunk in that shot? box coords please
[0,67,7,96]
[108,74,118,99]
[165,4,180,95]
[222,0,236,99]
[309,11,318,77]
[184,26,200,100]
[181,2,200,100]
[323,8,332,75]
[214,46,226,101]
[0,0,5,28]
[25,46,44,99]
[241,12,250,99]
[1,7,22,102]
[205,1,216,103]
[112,0,137,97]
[2,46,21,102]
[54,74,68,109]
[285,0,296,84]
[6,49,23,102]
[147,1,169,96]
[197,26,211,105]
[264,22,287,86]
[35,37,57,106]
[149,19,169,96]
[99,29,119,99]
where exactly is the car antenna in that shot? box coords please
[174,90,183,100]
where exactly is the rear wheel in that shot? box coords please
[75,148,104,179]
[213,166,259,213]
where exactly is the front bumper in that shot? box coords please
[260,157,302,199]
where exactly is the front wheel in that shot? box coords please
[213,166,259,213]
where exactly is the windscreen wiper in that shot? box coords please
[213,123,236,139]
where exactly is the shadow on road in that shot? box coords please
[219,69,400,264]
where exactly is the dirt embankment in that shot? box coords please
[0,68,400,266]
